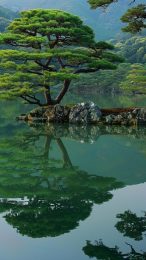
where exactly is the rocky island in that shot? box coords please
[17,102,146,126]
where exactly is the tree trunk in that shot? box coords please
[55,79,71,104]
[43,80,71,106]
[44,135,52,159]
[44,85,53,105]
[56,138,73,168]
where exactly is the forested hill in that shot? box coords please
[0,6,17,32]
[0,5,16,19]
[0,0,144,39]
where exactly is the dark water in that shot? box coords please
[0,99,146,259]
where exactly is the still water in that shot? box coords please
[0,98,146,259]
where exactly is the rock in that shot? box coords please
[16,103,146,126]
[44,104,70,122]
[43,106,55,122]
[138,108,146,118]
[30,117,47,123]
[69,102,102,124]
[105,111,141,126]
[136,108,146,125]
[16,114,28,121]
[127,112,133,120]
[105,114,115,124]
[29,107,47,117]
[27,107,47,122]
[115,114,123,123]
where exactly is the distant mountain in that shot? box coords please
[0,5,16,19]
[0,5,17,31]
[0,0,144,39]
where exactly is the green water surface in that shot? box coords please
[0,98,146,260]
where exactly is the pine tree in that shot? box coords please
[0,9,122,106]
[88,0,146,33]
[121,64,146,94]
[88,0,118,9]
[121,4,146,33]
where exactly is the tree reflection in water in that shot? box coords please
[1,124,146,238]
[83,210,146,259]
[0,125,123,238]
[116,210,146,241]
[83,240,146,259]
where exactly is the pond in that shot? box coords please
[0,97,146,259]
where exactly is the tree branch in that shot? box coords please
[26,70,43,75]
[49,35,59,49]
[20,94,43,106]
[57,57,65,68]
[44,85,53,105]
[6,41,31,48]
[45,57,52,67]
[129,0,136,5]
[74,67,99,74]
[55,79,71,103]
[35,60,57,72]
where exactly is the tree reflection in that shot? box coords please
[83,240,146,259]
[83,210,146,259]
[116,210,146,241]
[0,198,92,238]
[0,126,123,238]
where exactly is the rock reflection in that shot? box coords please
[0,125,123,238]
[28,123,146,143]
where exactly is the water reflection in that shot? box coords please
[0,125,124,238]
[1,101,146,259]
[116,210,146,241]
[83,240,146,259]
[28,123,146,143]
[1,123,146,239]
[83,209,146,259]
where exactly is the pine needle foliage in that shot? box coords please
[121,64,146,94]
[88,1,146,33]
[0,9,122,106]
[121,4,146,33]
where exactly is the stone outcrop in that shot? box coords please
[44,105,70,123]
[102,108,146,126]
[16,103,146,126]
[69,102,102,124]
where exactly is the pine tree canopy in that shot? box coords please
[88,0,118,9]
[0,9,123,106]
[88,1,146,33]
[121,64,146,94]
[121,4,146,33]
